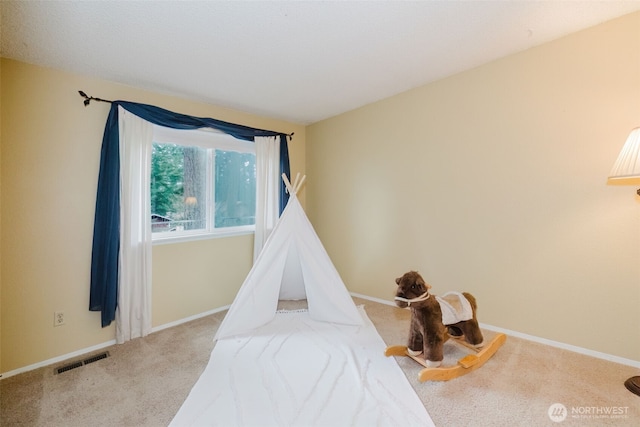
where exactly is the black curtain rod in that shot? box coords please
[78,90,294,139]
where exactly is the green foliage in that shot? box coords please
[151,143,184,217]
[151,142,256,231]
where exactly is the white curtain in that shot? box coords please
[116,106,153,343]
[254,136,280,261]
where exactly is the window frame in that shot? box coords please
[151,125,256,245]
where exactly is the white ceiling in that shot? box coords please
[2,1,640,125]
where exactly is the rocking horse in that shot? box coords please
[385,271,506,382]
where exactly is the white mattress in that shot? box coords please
[170,306,434,427]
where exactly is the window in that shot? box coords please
[151,126,256,242]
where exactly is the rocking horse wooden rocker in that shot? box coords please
[385,271,506,382]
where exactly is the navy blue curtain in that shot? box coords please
[89,101,290,327]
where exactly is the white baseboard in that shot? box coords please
[0,305,232,380]
[350,292,640,369]
[150,305,230,334]
[479,323,640,369]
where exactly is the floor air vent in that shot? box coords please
[54,351,110,374]
[83,351,109,365]
[55,361,83,374]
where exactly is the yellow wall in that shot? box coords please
[307,12,640,361]
[0,59,306,373]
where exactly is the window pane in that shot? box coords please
[150,129,257,240]
[215,150,256,228]
[151,143,207,233]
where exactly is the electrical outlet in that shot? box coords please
[54,311,65,327]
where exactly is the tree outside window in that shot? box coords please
[151,131,256,239]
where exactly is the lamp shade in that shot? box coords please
[609,127,640,179]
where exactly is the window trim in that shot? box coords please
[152,226,254,245]
[151,125,256,243]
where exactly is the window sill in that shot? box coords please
[152,229,254,246]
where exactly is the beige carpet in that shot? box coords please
[1,297,639,426]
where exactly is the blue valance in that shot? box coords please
[89,101,290,327]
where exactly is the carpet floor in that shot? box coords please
[1,297,638,426]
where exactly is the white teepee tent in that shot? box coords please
[215,174,363,340]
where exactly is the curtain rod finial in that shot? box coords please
[79,90,90,107]
[78,90,112,106]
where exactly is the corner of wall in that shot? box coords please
[1,57,4,374]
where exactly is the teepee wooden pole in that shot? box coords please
[282,173,294,194]
[295,175,306,194]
